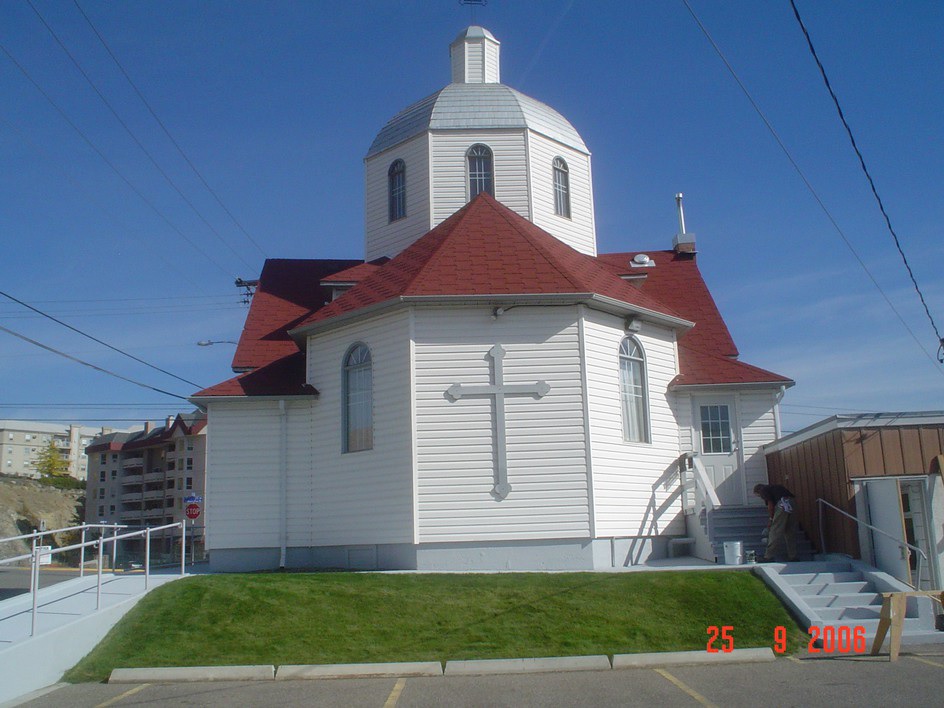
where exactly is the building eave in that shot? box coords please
[670,380,795,392]
[763,410,944,454]
[189,394,320,406]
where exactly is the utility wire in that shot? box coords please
[789,0,944,363]
[0,289,204,389]
[25,1,255,275]
[680,0,944,377]
[0,325,191,401]
[0,42,231,279]
[72,0,269,260]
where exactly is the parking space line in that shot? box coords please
[95,683,150,708]
[654,668,717,708]
[384,677,406,708]
[909,656,944,669]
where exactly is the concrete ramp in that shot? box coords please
[0,572,183,705]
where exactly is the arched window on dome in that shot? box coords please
[343,343,373,452]
[388,159,406,222]
[619,337,650,443]
[467,144,494,200]
[553,157,571,218]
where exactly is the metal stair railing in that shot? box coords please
[1,521,185,637]
[817,497,929,590]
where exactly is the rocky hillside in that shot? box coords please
[0,476,85,560]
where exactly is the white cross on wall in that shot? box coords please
[445,344,551,499]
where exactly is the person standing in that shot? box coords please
[753,483,799,562]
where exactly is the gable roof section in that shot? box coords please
[673,343,792,388]
[293,193,685,333]
[320,258,388,285]
[595,251,738,359]
[194,351,312,398]
[232,258,361,371]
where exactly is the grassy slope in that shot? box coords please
[66,571,804,682]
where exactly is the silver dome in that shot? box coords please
[366,82,589,158]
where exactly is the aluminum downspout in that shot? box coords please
[279,399,288,569]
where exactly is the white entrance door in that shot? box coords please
[694,397,744,506]
[864,478,911,585]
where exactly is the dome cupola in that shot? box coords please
[364,27,597,261]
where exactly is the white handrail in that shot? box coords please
[817,497,929,590]
[6,521,186,637]
[687,453,721,510]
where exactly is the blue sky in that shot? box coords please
[1,0,941,435]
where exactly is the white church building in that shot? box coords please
[193,26,793,571]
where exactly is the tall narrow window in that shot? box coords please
[467,144,494,199]
[343,343,373,452]
[388,159,406,221]
[553,157,571,218]
[619,337,649,443]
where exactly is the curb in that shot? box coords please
[109,665,275,683]
[613,647,775,668]
[444,655,611,676]
[108,648,778,684]
[277,662,443,680]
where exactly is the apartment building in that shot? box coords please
[0,421,111,481]
[85,412,207,556]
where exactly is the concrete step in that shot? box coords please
[805,593,882,609]
[793,581,872,596]
[775,561,856,574]
[781,571,864,586]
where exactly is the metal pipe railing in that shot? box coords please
[2,521,185,637]
[817,498,929,590]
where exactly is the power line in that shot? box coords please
[0,42,232,280]
[0,289,204,389]
[25,0,256,275]
[680,0,944,378]
[0,325,191,401]
[789,0,944,364]
[72,0,269,261]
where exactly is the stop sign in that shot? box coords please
[185,503,201,520]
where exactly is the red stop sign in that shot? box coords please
[185,503,201,520]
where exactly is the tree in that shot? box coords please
[35,440,70,478]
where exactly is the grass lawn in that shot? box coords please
[65,571,805,682]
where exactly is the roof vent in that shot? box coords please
[630,253,655,268]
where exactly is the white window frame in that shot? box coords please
[467,143,494,200]
[388,158,406,221]
[619,336,650,444]
[553,156,571,218]
[342,342,373,453]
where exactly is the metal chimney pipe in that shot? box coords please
[675,193,687,234]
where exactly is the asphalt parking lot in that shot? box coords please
[17,647,944,708]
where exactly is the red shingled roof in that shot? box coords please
[194,352,313,398]
[231,258,361,371]
[294,193,683,330]
[674,343,792,387]
[595,250,738,359]
[197,194,790,397]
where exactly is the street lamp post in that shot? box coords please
[196,340,238,347]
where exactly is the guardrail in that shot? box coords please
[817,498,929,590]
[1,521,185,636]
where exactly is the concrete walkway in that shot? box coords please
[0,569,184,705]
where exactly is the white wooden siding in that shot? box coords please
[429,129,530,225]
[527,133,596,255]
[205,399,313,550]
[413,306,590,542]
[306,310,415,545]
[582,308,685,536]
[364,134,431,261]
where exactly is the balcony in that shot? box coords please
[122,457,144,470]
[121,473,143,485]
[143,489,166,501]
[120,509,143,521]
[121,491,143,503]
[143,470,165,483]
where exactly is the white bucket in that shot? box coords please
[722,541,743,565]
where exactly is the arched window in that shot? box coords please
[553,157,570,218]
[388,159,406,222]
[619,337,649,443]
[467,144,494,199]
[343,343,373,452]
